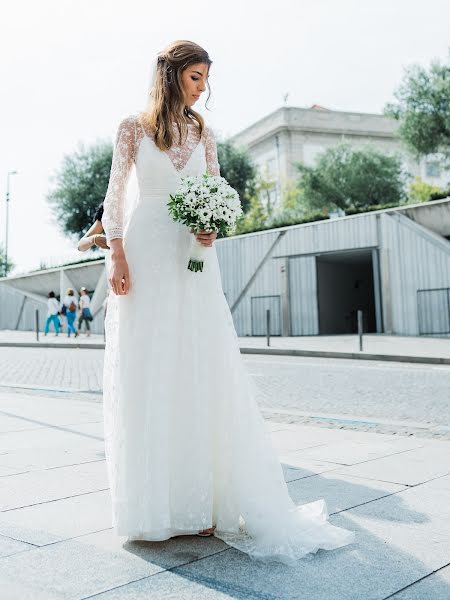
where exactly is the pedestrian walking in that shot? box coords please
[61,288,78,337]
[78,287,93,336]
[44,291,60,336]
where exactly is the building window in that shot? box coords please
[425,161,440,178]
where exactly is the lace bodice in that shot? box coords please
[102,115,221,242]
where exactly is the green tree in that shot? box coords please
[408,176,443,203]
[280,179,304,212]
[384,53,450,164]
[47,141,113,239]
[0,243,14,277]
[295,143,407,212]
[217,140,257,214]
[234,194,268,234]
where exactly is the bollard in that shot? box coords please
[266,308,271,347]
[357,309,363,351]
[35,309,40,341]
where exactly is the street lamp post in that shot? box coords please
[4,170,18,277]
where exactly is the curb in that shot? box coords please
[1,341,449,365]
[240,346,450,365]
[0,342,105,349]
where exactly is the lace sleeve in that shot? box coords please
[204,126,221,176]
[102,115,137,242]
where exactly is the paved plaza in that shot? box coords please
[0,346,449,439]
[0,344,449,598]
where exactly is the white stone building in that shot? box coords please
[230,105,450,207]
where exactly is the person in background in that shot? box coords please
[77,203,109,252]
[44,291,60,336]
[78,287,93,336]
[62,287,78,338]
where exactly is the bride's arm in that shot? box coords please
[204,126,221,176]
[194,126,220,246]
[102,116,136,295]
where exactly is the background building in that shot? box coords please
[231,105,450,207]
[1,199,449,339]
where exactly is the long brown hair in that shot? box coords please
[138,40,212,151]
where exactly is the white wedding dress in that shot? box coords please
[101,114,355,566]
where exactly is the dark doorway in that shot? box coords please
[316,250,377,334]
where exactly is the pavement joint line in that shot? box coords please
[332,469,450,498]
[0,383,102,395]
[0,457,108,478]
[291,445,425,469]
[0,409,104,441]
[285,465,344,484]
[23,526,114,550]
[381,560,450,599]
[79,546,235,600]
[330,489,409,517]
[328,470,450,520]
[0,420,103,436]
[0,487,111,513]
[262,407,440,431]
[0,532,41,551]
[45,458,106,471]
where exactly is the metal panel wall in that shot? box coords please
[215,230,281,335]
[379,213,450,336]
[288,256,319,335]
[274,213,378,257]
[0,283,105,335]
[0,285,46,330]
[216,214,378,336]
[417,288,450,335]
[250,295,282,336]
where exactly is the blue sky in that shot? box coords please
[1,0,449,273]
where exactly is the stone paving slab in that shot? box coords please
[0,490,111,546]
[391,564,450,599]
[87,537,428,600]
[0,460,108,511]
[334,445,450,486]
[291,438,424,466]
[0,533,33,559]
[88,472,450,600]
[287,471,406,515]
[0,447,105,472]
[1,389,450,599]
[0,528,228,600]
[0,389,103,424]
[0,422,104,453]
[280,458,341,483]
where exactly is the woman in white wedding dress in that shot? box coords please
[101,39,355,566]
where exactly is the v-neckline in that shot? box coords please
[140,122,203,174]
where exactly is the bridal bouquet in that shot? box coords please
[167,173,243,272]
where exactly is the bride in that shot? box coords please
[101,39,355,566]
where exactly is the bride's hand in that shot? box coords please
[107,240,130,296]
[109,256,130,295]
[191,228,217,247]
